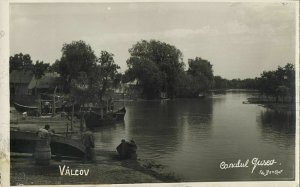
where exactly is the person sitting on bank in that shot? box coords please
[129,139,137,159]
[117,139,138,159]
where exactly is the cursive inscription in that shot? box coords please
[220,157,281,175]
[220,159,249,170]
[251,157,277,173]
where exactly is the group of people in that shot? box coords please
[116,139,138,159]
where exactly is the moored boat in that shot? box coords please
[13,101,82,116]
[13,102,38,113]
[84,107,126,129]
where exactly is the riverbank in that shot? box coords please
[10,107,181,185]
[11,150,180,185]
[246,97,295,111]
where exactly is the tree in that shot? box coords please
[126,56,164,99]
[32,60,50,95]
[187,57,214,94]
[89,51,120,102]
[258,63,295,103]
[259,70,278,100]
[54,40,97,93]
[70,71,91,106]
[9,53,33,72]
[283,63,295,102]
[176,71,198,98]
[126,39,184,98]
[32,60,50,80]
[213,76,227,89]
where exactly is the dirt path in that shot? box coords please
[11,150,180,185]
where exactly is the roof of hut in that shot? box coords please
[28,72,60,89]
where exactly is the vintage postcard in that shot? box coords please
[0,0,299,187]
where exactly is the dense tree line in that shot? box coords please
[176,57,214,98]
[212,63,295,103]
[258,63,295,103]
[51,41,121,105]
[10,53,50,95]
[10,40,215,100]
[11,39,294,102]
[213,77,260,90]
[124,40,214,99]
[10,41,121,106]
[10,53,50,77]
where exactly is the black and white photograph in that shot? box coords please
[1,1,299,186]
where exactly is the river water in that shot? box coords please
[93,92,295,181]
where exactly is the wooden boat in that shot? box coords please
[84,107,126,129]
[13,101,82,116]
[13,102,38,113]
[10,130,86,158]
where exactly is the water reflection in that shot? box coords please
[93,121,126,150]
[258,109,295,148]
[90,93,295,181]
[259,110,295,132]
[123,99,213,160]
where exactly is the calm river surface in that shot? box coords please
[93,92,295,181]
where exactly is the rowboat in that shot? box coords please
[84,107,126,129]
[13,102,38,113]
[13,101,82,115]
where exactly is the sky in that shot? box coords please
[10,2,296,79]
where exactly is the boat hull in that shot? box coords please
[10,130,86,158]
[84,107,126,129]
[13,102,38,113]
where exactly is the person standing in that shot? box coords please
[82,130,95,162]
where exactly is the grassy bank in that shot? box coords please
[11,150,180,185]
[247,97,295,111]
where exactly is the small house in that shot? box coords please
[10,70,33,96]
[27,72,61,95]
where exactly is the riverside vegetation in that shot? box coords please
[10,39,295,103]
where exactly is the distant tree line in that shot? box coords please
[213,63,295,103]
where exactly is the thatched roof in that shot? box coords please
[28,72,60,89]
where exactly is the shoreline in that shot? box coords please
[10,150,180,185]
[246,97,295,111]
[10,107,181,185]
